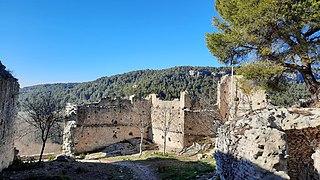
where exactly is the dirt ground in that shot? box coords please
[0,160,136,180]
[0,151,215,180]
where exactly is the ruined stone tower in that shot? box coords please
[0,62,19,171]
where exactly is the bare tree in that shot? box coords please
[21,92,64,163]
[157,107,178,155]
[196,95,221,136]
[129,99,151,157]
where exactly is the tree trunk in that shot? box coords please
[38,140,46,164]
[163,135,167,155]
[39,128,50,164]
[298,66,320,103]
[139,128,144,157]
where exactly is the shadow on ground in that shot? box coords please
[0,156,215,180]
[0,160,133,180]
[134,157,216,180]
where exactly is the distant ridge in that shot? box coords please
[20,66,231,106]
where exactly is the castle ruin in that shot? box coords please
[215,75,320,179]
[63,74,320,179]
[0,62,19,171]
[63,92,220,154]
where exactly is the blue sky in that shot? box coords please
[0,0,220,87]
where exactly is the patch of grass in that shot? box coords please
[103,151,216,179]
[201,154,216,168]
[154,160,215,180]
[104,151,191,162]
[48,155,56,161]
[78,153,86,159]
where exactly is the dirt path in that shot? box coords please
[111,161,158,180]
[81,159,159,180]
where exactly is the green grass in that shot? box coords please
[105,151,191,161]
[156,161,214,180]
[103,151,216,179]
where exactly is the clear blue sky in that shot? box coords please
[0,0,220,87]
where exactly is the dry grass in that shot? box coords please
[289,108,314,116]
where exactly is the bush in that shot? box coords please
[48,155,56,161]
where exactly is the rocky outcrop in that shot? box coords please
[0,62,19,171]
[215,108,320,180]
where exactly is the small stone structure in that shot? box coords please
[63,92,220,154]
[0,62,19,171]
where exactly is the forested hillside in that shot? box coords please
[19,66,313,107]
[20,66,230,106]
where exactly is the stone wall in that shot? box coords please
[69,97,151,154]
[217,75,268,121]
[0,62,19,171]
[150,92,219,151]
[149,93,185,151]
[215,108,320,180]
[183,107,220,147]
[64,91,220,154]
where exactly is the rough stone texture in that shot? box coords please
[215,108,320,180]
[217,75,268,121]
[62,120,76,155]
[68,96,152,154]
[64,92,220,154]
[184,108,219,147]
[0,62,19,171]
[150,92,219,152]
[149,93,185,151]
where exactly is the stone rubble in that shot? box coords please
[215,108,320,180]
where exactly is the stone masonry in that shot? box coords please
[64,92,219,154]
[215,107,320,180]
[150,92,220,151]
[217,75,268,121]
[64,96,152,154]
[0,62,19,171]
[215,75,320,179]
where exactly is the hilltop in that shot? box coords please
[19,65,313,107]
[19,66,230,106]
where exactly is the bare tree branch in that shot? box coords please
[21,92,65,163]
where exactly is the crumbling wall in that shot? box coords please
[70,97,151,154]
[150,93,184,151]
[183,106,220,147]
[150,92,221,151]
[0,62,19,171]
[286,126,320,179]
[65,91,220,154]
[217,75,231,121]
[217,75,268,121]
[215,108,320,180]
